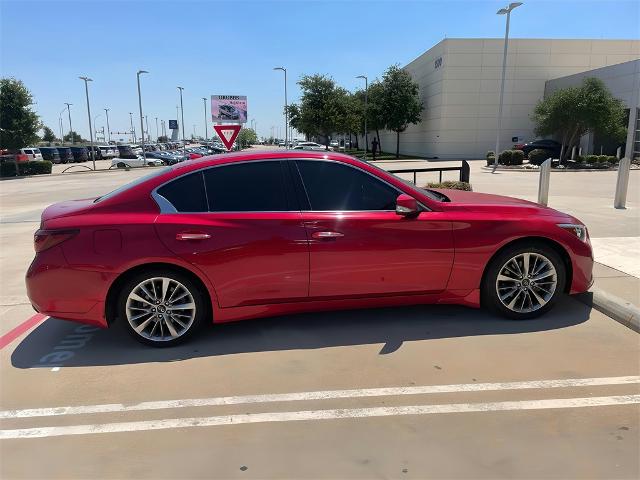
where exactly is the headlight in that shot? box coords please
[557,223,588,242]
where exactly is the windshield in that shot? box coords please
[95,167,170,203]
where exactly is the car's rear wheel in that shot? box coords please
[482,243,566,319]
[117,270,206,347]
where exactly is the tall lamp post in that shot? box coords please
[137,70,148,163]
[64,103,73,144]
[129,112,135,142]
[493,2,523,173]
[273,67,288,148]
[177,86,186,157]
[104,108,111,144]
[356,75,368,159]
[202,97,208,140]
[79,76,96,170]
[59,107,67,144]
[155,117,159,142]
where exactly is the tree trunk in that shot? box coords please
[376,129,381,154]
[395,131,400,159]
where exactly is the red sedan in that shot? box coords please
[26,151,593,346]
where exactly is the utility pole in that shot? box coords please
[79,76,95,169]
[64,103,73,144]
[104,108,111,143]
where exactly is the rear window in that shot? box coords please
[95,167,170,203]
[156,171,207,212]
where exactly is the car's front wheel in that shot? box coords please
[482,243,566,319]
[117,270,207,346]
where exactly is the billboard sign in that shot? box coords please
[211,95,247,123]
[168,119,178,130]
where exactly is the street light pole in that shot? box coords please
[155,117,159,142]
[493,2,523,173]
[59,106,67,144]
[104,108,111,144]
[129,112,135,142]
[177,86,185,157]
[273,67,288,148]
[137,70,148,163]
[356,75,368,159]
[79,76,96,170]
[202,97,208,140]
[64,103,73,144]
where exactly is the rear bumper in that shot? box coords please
[26,246,112,328]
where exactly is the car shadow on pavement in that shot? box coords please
[11,297,590,369]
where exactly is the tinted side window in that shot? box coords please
[204,161,289,212]
[295,160,398,211]
[157,171,207,212]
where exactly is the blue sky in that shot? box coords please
[1,0,638,141]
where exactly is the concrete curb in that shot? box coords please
[576,288,640,333]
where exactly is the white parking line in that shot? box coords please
[1,395,638,440]
[1,376,638,419]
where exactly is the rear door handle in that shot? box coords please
[176,232,211,241]
[311,231,344,240]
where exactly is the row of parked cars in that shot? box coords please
[112,143,227,168]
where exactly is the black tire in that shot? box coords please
[116,269,207,347]
[482,242,566,320]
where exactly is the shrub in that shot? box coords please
[575,155,585,163]
[426,181,472,191]
[511,150,524,165]
[597,155,609,163]
[585,155,599,164]
[486,150,496,166]
[528,149,551,166]
[498,150,513,165]
[0,160,52,177]
[606,155,617,163]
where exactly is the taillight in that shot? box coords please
[34,229,78,253]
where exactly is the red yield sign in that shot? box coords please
[214,124,242,151]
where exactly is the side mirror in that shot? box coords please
[396,194,419,217]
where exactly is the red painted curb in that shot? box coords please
[0,313,48,350]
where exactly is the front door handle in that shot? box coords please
[176,232,211,241]
[311,231,344,240]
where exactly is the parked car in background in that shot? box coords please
[55,147,74,163]
[514,139,562,158]
[98,146,117,159]
[112,156,164,168]
[39,147,62,163]
[85,146,104,160]
[0,153,29,164]
[19,148,43,161]
[218,104,241,120]
[70,146,89,162]
[293,141,333,151]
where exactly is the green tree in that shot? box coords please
[157,135,169,143]
[380,65,423,158]
[63,131,85,143]
[42,126,56,143]
[0,78,40,151]
[287,74,347,149]
[532,77,626,161]
[237,127,257,148]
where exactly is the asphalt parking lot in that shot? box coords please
[1,161,639,479]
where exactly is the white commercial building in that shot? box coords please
[373,38,640,159]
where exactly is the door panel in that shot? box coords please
[154,213,309,308]
[302,211,454,298]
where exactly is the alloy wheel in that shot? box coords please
[125,277,196,342]
[495,252,558,314]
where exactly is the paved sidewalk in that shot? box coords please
[592,262,640,307]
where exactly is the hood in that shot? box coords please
[432,189,564,217]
